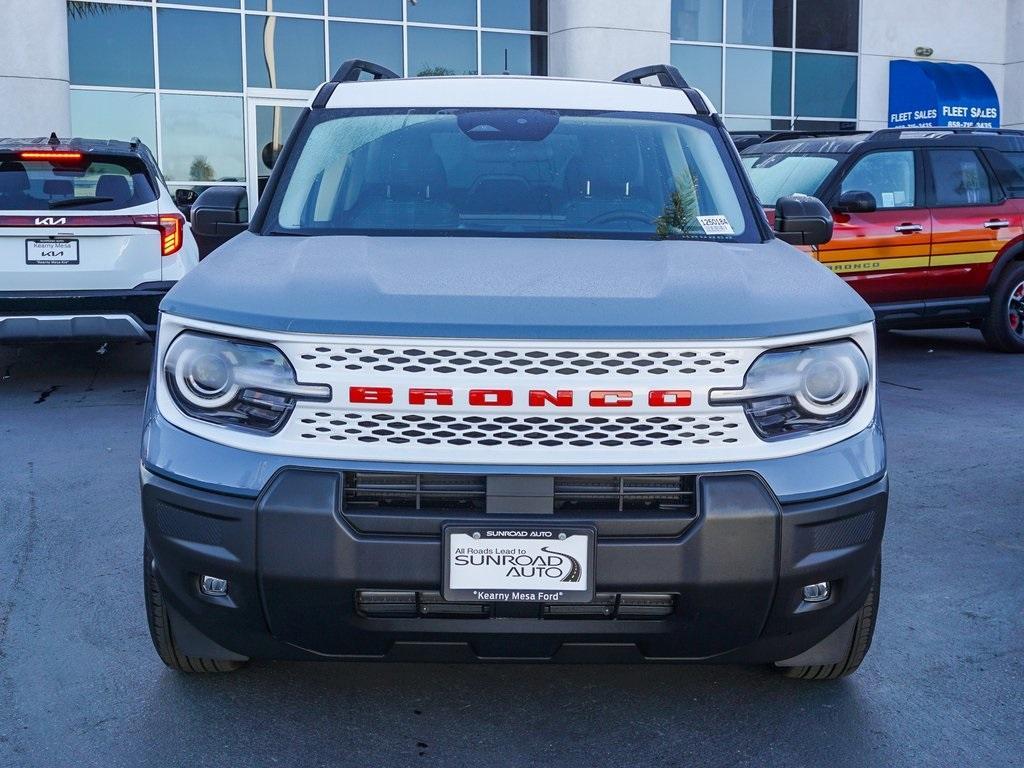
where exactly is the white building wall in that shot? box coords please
[858,0,1014,129]
[547,0,671,81]
[0,0,70,137]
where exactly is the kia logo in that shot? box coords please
[34,217,67,226]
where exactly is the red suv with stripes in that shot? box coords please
[742,129,1024,352]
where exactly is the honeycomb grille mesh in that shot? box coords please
[296,411,743,448]
[292,344,743,377]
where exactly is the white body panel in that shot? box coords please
[322,75,714,115]
[156,314,877,467]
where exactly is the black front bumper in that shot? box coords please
[142,468,887,663]
[0,283,172,340]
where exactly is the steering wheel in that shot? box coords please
[585,210,653,228]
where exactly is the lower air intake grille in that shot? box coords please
[553,475,695,513]
[343,472,487,512]
[343,472,695,515]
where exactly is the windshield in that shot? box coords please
[742,153,840,206]
[267,108,757,241]
[0,153,157,211]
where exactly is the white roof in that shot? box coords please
[321,75,714,115]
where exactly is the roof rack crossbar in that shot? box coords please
[613,64,711,116]
[330,59,401,84]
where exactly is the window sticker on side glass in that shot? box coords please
[697,215,735,236]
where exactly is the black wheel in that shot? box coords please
[776,559,880,681]
[982,262,1024,352]
[144,541,245,673]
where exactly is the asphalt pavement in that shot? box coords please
[0,329,1021,768]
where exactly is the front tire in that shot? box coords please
[144,541,245,673]
[982,263,1024,352]
[776,559,880,681]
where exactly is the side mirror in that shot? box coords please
[191,186,248,258]
[835,190,877,214]
[774,194,834,246]
[173,188,199,220]
[174,188,198,207]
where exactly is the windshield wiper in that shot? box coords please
[49,196,114,209]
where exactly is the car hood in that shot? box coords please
[162,234,873,340]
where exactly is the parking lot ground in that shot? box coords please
[0,329,1021,768]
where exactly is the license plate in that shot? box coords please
[443,526,595,603]
[26,238,78,265]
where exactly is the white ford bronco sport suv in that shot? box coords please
[0,135,199,341]
[142,62,887,679]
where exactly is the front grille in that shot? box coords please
[343,472,695,515]
[344,472,487,511]
[301,412,742,449]
[294,344,743,377]
[553,475,695,512]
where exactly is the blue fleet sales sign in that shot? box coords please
[888,60,1000,129]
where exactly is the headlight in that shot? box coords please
[164,332,330,433]
[709,340,870,440]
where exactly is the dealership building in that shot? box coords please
[1,0,1022,207]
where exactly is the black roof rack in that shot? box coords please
[330,59,400,83]
[866,127,1024,140]
[614,64,690,89]
[613,64,711,116]
[312,59,401,108]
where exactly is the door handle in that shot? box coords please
[894,224,924,234]
[983,220,1011,229]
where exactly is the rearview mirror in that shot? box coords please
[191,186,248,258]
[774,194,833,246]
[835,190,877,214]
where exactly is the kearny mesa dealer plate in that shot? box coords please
[443,526,595,604]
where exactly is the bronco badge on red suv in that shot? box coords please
[742,128,1024,352]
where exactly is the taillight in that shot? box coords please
[134,214,184,256]
[157,214,183,256]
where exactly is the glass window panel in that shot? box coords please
[158,10,242,92]
[929,150,996,206]
[407,0,476,26]
[68,3,154,88]
[726,0,792,47]
[157,0,239,7]
[246,16,325,90]
[792,119,856,130]
[70,90,157,150]
[670,0,723,42]
[796,0,858,52]
[743,153,839,203]
[329,21,404,78]
[670,44,722,108]
[725,49,790,117]
[255,105,304,197]
[408,27,477,77]
[246,0,323,13]
[328,0,402,20]
[482,33,547,76]
[725,117,772,130]
[160,94,245,182]
[841,151,917,208]
[481,0,547,31]
[795,53,856,119]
